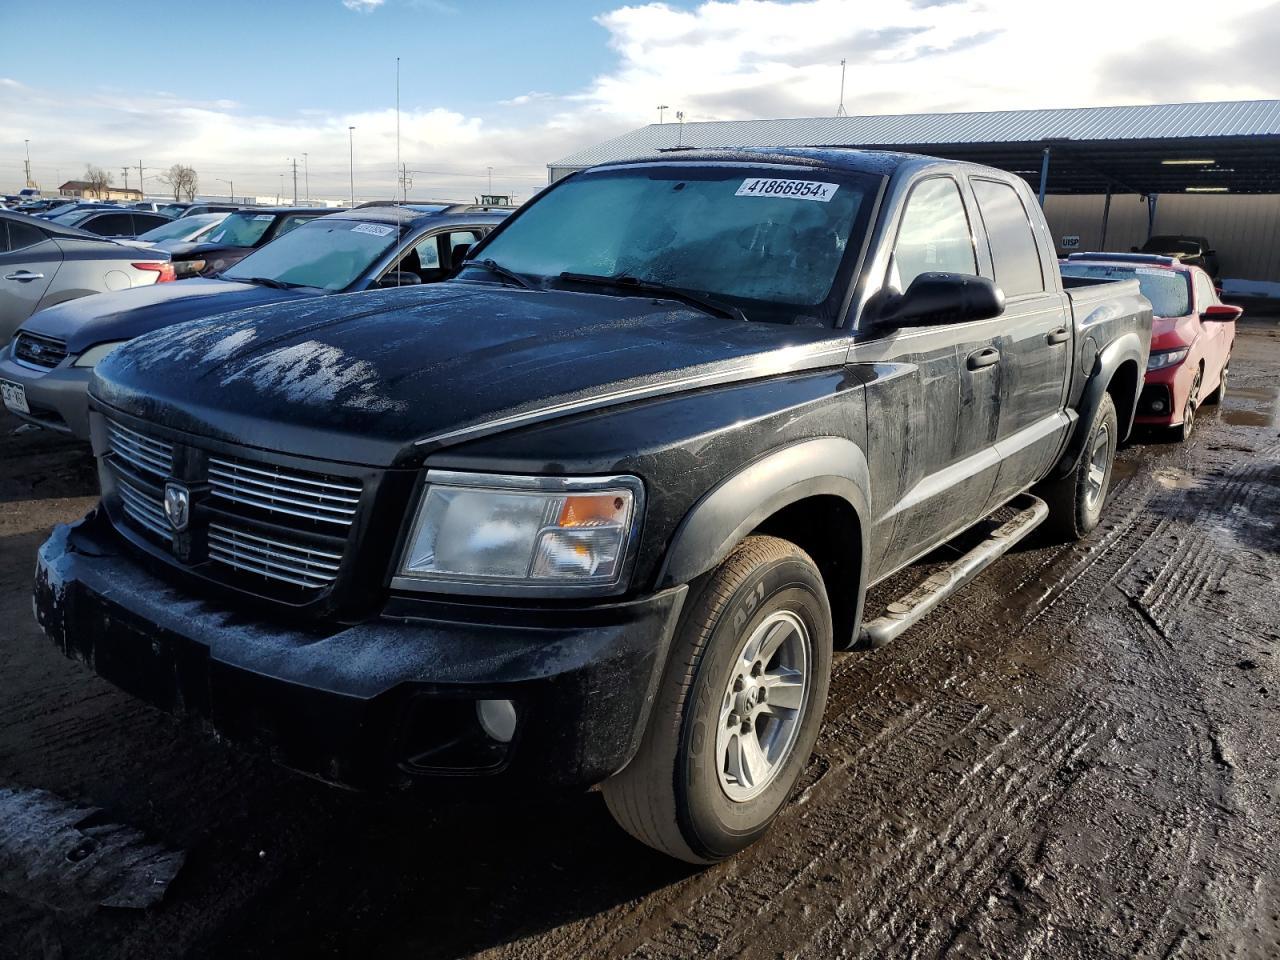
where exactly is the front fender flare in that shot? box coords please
[656,437,871,599]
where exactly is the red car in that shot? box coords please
[1061,254,1241,440]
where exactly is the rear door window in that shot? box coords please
[6,220,45,252]
[970,178,1045,298]
[892,177,976,290]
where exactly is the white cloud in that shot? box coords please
[2,0,1276,201]
[341,0,385,12]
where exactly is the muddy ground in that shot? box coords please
[1,319,1278,960]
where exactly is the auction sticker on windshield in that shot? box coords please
[1,379,29,415]
[736,178,839,202]
[351,223,395,237]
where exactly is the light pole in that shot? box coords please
[216,178,234,202]
[23,139,33,188]
[303,153,310,201]
[657,104,669,124]
[487,166,493,195]
[348,126,356,208]
[278,173,284,204]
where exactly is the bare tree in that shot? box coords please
[161,164,199,202]
[84,165,113,199]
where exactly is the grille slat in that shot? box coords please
[106,420,174,478]
[117,478,171,541]
[208,523,342,588]
[208,456,361,526]
[14,332,68,369]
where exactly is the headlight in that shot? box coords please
[73,341,128,367]
[1147,347,1190,370]
[394,471,643,596]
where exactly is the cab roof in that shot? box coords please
[593,146,960,178]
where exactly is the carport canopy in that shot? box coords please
[549,99,1280,197]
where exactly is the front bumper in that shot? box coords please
[0,354,90,438]
[1135,356,1194,426]
[34,509,687,792]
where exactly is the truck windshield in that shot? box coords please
[222,218,402,291]
[470,165,880,323]
[1061,263,1191,318]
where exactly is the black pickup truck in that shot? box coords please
[34,148,1151,863]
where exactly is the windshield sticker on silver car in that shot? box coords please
[735,179,839,202]
[253,215,274,221]
[351,223,395,237]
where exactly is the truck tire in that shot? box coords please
[603,535,832,864]
[1040,392,1118,542]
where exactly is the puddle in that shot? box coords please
[1226,386,1279,402]
[1151,469,1201,491]
[1221,409,1275,428]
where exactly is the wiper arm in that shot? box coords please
[465,258,535,289]
[233,276,297,290]
[558,272,747,322]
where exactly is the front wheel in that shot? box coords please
[602,535,832,864]
[1039,392,1119,542]
[1203,357,1228,406]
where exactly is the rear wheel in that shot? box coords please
[1040,392,1118,542]
[603,535,832,864]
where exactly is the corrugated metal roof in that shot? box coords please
[549,100,1280,169]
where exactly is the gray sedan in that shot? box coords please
[0,211,171,345]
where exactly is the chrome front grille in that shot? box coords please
[106,418,173,479]
[117,476,170,541]
[207,522,343,589]
[14,332,68,369]
[100,415,365,599]
[208,456,361,527]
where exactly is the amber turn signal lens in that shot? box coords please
[557,493,629,528]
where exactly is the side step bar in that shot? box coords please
[859,493,1049,649]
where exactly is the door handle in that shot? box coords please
[1047,327,1070,345]
[4,271,44,282]
[966,347,1001,370]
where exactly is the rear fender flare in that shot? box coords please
[1054,332,1144,476]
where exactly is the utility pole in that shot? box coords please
[348,126,356,208]
[278,173,284,205]
[400,163,412,199]
[122,166,130,193]
[138,160,145,196]
[291,157,299,204]
[396,56,402,202]
[836,59,848,117]
[676,111,685,146]
[657,104,669,124]
[487,166,493,195]
[217,178,234,202]
[23,140,35,188]
[303,153,310,201]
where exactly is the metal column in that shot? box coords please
[1100,184,1113,250]
[1146,194,1159,241]
[1037,148,1051,207]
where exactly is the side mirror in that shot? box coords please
[378,271,423,289]
[1201,304,1242,322]
[881,272,1006,328]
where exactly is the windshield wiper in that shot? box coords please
[231,276,303,290]
[557,272,747,322]
[465,258,535,289]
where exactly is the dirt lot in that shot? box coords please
[1,319,1278,960]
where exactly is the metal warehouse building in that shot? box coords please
[548,99,1280,293]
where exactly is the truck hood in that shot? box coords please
[91,283,847,467]
[23,278,316,354]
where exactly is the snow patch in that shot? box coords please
[220,340,404,410]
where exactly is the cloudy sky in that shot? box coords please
[2,0,1277,203]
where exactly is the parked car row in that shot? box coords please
[3,147,1239,865]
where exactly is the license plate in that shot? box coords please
[1,379,29,415]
